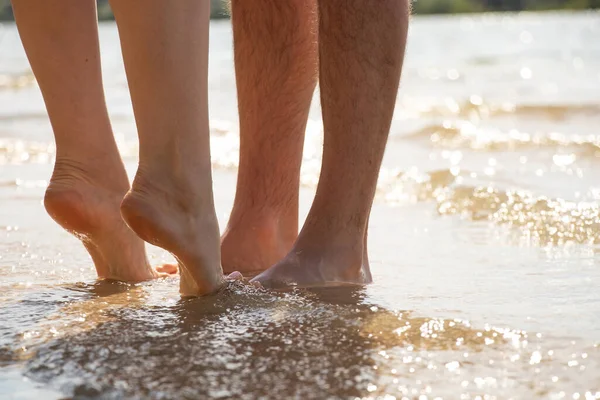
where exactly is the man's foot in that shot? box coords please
[120,169,225,297]
[44,159,177,282]
[250,237,372,289]
[221,213,297,276]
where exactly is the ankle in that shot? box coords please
[297,239,366,280]
[123,167,220,249]
[296,221,365,256]
[221,210,297,272]
[138,145,212,180]
[50,156,129,194]
[133,162,213,203]
[226,208,297,243]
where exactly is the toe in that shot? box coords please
[156,263,178,275]
[250,269,293,290]
[251,280,262,288]
[226,271,244,281]
[229,271,265,291]
[249,272,268,288]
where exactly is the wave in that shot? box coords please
[3,134,600,246]
[406,97,600,120]
[0,128,243,167]
[380,168,600,246]
[0,72,36,90]
[0,139,55,165]
[404,120,600,155]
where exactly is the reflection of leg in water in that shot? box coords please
[11,0,176,282]
[221,0,318,275]
[253,0,410,288]
[110,0,228,296]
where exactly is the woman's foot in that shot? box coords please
[44,159,177,282]
[121,168,226,297]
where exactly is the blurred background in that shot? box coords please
[0,0,598,20]
[0,1,599,399]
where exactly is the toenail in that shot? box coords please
[227,271,244,280]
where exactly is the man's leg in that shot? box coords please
[253,0,409,287]
[11,0,176,282]
[111,0,226,296]
[221,0,318,274]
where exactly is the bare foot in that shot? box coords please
[44,159,176,282]
[120,170,225,297]
[221,214,296,276]
[250,240,372,289]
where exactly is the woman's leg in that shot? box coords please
[11,0,176,282]
[110,0,225,296]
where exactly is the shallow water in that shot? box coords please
[1,11,600,399]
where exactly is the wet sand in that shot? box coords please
[1,11,600,399]
[0,167,599,399]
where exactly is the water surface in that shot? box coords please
[0,12,599,399]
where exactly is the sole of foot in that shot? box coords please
[120,173,227,297]
[44,164,177,282]
[250,243,372,289]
